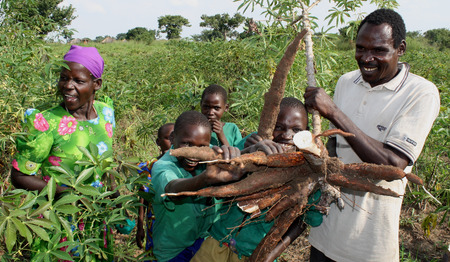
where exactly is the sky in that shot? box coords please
[61,0,449,40]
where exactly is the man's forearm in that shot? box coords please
[328,109,409,169]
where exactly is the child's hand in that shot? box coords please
[244,133,263,148]
[206,145,244,184]
[204,163,245,185]
[212,145,240,160]
[211,120,230,146]
[247,140,286,155]
[210,119,224,134]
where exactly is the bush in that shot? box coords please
[424,28,450,50]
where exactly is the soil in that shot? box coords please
[278,204,449,262]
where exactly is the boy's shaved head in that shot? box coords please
[280,97,307,112]
[158,123,174,139]
[201,84,228,103]
[174,111,211,135]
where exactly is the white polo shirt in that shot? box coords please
[308,63,440,262]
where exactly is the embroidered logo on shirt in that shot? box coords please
[377,125,387,132]
[405,137,417,147]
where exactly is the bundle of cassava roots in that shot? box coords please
[164,129,423,261]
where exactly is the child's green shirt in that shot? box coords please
[151,150,221,261]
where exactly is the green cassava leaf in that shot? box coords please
[30,201,52,217]
[5,219,17,252]
[50,250,74,261]
[75,166,95,186]
[27,218,55,229]
[75,185,101,196]
[26,223,50,241]
[54,194,82,208]
[48,176,57,202]
[55,204,81,215]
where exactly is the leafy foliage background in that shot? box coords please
[0,11,448,261]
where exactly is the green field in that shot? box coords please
[1,30,449,260]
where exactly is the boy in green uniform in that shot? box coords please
[201,84,242,147]
[151,111,243,262]
[192,97,310,261]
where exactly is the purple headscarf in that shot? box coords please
[63,45,104,78]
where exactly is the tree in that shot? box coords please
[116,33,127,40]
[338,20,360,40]
[238,18,262,39]
[424,28,449,50]
[95,35,106,42]
[0,0,76,36]
[158,15,190,40]
[199,13,246,40]
[192,29,223,42]
[125,27,156,43]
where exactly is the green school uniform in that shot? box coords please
[151,150,221,261]
[208,134,273,258]
[210,203,274,258]
[210,122,242,147]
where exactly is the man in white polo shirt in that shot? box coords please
[304,9,440,262]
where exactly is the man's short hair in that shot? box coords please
[201,84,228,103]
[357,8,406,48]
[174,111,211,135]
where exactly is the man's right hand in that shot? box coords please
[304,86,338,119]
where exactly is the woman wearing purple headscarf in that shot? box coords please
[11,45,116,260]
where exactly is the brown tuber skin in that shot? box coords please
[257,29,308,140]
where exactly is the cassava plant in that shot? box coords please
[0,144,142,261]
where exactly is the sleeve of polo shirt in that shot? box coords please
[385,91,440,164]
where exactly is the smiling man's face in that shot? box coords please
[355,23,405,87]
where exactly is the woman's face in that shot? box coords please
[58,62,101,112]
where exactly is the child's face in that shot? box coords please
[156,124,174,154]
[172,124,211,172]
[200,93,228,122]
[273,107,308,146]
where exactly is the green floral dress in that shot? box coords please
[12,99,116,261]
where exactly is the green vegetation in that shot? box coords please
[0,5,448,260]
